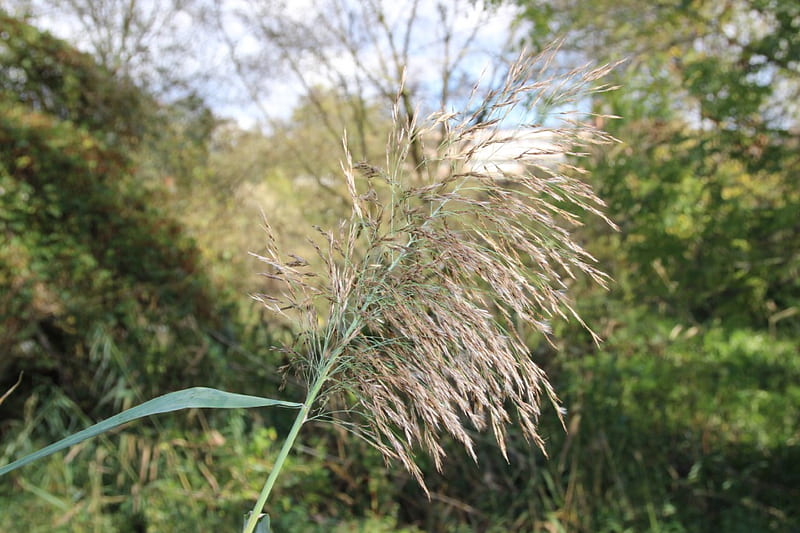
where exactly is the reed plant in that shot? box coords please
[0,47,618,533]
[244,48,618,532]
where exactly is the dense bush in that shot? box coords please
[0,15,245,435]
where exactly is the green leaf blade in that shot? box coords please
[0,387,302,477]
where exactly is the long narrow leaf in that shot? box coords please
[0,387,302,476]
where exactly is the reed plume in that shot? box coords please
[252,47,618,494]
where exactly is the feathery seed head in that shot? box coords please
[254,47,618,492]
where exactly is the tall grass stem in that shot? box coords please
[243,342,349,533]
[242,403,309,533]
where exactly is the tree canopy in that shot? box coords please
[510,0,800,330]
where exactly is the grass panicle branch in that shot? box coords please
[251,47,618,498]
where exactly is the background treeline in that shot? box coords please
[1,1,798,531]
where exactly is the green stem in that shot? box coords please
[242,401,309,533]
[242,345,342,533]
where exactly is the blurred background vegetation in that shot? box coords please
[0,0,798,531]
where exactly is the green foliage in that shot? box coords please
[508,0,800,329]
[552,320,800,532]
[0,15,254,438]
[585,116,800,328]
[0,102,236,414]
